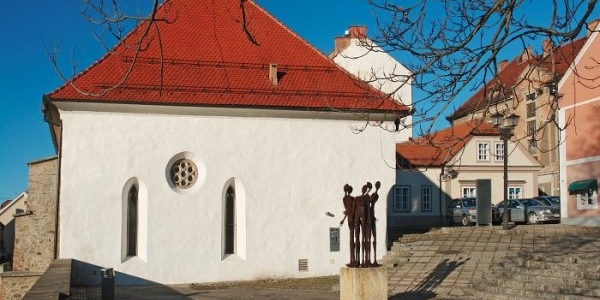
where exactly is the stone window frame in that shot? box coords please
[477,142,490,161]
[577,189,598,210]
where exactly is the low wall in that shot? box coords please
[0,271,43,300]
[0,259,72,300]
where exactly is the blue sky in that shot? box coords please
[0,0,383,201]
[1,0,598,201]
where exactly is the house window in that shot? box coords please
[421,186,432,212]
[394,186,411,212]
[508,187,522,199]
[526,102,536,118]
[462,187,476,198]
[576,189,598,210]
[477,142,490,161]
[224,186,236,255]
[526,91,537,101]
[126,185,138,257]
[527,121,537,149]
[495,142,504,161]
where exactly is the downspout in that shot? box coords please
[43,96,62,260]
[439,164,445,227]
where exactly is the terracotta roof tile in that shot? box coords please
[447,38,586,120]
[396,120,499,167]
[46,0,408,114]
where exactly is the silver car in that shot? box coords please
[447,197,478,226]
[535,196,560,208]
[495,198,560,224]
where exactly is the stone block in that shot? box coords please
[340,266,387,300]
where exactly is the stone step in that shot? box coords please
[503,265,600,282]
[513,256,600,269]
[474,276,600,298]
[495,258,600,276]
[523,253,600,265]
[473,289,600,300]
[473,283,597,300]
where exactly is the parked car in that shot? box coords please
[535,196,560,208]
[447,198,478,226]
[495,198,560,224]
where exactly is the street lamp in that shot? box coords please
[490,111,520,230]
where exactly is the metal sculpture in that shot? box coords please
[340,181,381,268]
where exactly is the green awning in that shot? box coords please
[568,179,598,194]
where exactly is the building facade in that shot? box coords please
[558,20,600,226]
[447,40,586,197]
[393,121,541,229]
[42,0,409,285]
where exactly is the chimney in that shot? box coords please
[542,39,553,57]
[519,46,533,62]
[330,26,367,58]
[347,25,367,39]
[588,19,600,38]
[269,63,278,86]
[498,60,509,71]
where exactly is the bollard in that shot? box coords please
[100,268,115,300]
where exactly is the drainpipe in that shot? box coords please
[439,164,445,227]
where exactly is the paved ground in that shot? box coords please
[69,224,600,300]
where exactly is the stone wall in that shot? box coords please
[1,157,58,300]
[0,272,42,300]
[13,157,58,272]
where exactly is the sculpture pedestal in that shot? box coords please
[339,266,387,300]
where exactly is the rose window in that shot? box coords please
[170,159,198,189]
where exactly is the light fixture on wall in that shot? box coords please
[325,212,335,217]
[442,167,459,181]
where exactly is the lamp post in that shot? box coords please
[490,112,520,230]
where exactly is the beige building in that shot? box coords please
[392,120,541,230]
[0,192,28,266]
[447,39,586,196]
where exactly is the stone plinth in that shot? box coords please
[340,266,387,300]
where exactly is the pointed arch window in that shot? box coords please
[224,186,236,255]
[127,185,138,257]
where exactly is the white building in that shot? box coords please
[42,0,409,285]
[329,25,413,141]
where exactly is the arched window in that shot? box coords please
[127,185,138,257]
[224,186,235,255]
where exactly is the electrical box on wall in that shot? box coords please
[330,227,340,252]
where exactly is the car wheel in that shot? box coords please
[527,212,539,225]
[461,215,470,226]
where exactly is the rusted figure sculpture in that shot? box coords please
[340,184,356,266]
[340,181,381,268]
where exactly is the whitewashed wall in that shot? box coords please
[333,38,413,141]
[57,105,396,285]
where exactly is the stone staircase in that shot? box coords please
[473,252,600,300]
[382,229,449,267]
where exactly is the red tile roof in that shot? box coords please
[396,120,499,167]
[447,38,586,121]
[45,0,408,114]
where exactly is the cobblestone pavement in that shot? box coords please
[387,224,600,299]
[69,224,600,300]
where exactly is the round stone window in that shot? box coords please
[170,159,198,189]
